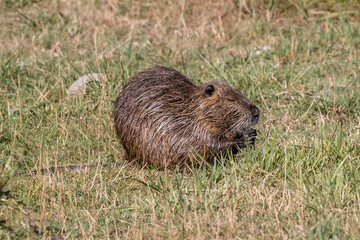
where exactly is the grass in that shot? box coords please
[0,0,359,238]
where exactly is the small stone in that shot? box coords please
[67,73,106,95]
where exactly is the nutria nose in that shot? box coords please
[251,107,260,124]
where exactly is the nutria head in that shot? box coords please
[190,81,260,141]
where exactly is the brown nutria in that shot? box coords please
[114,66,260,168]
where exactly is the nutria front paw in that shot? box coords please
[246,128,257,146]
[231,128,257,153]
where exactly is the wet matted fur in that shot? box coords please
[114,66,260,168]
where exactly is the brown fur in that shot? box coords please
[114,66,260,168]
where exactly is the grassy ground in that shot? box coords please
[1,0,359,238]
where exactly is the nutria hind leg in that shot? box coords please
[121,152,130,162]
[121,152,145,167]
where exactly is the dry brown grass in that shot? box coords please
[2,0,358,63]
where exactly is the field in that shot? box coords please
[1,0,359,239]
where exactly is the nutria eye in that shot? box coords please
[204,84,215,97]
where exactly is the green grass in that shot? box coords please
[1,0,360,238]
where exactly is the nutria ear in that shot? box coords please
[204,84,215,97]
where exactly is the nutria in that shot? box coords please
[114,66,260,168]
